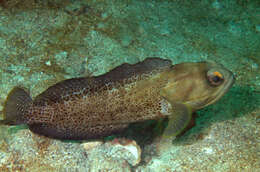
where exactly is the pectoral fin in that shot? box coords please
[162,102,192,139]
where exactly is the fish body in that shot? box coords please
[0,58,235,140]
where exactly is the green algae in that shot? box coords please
[7,125,28,135]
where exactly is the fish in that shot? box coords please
[0,58,235,140]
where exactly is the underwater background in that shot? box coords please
[0,0,259,171]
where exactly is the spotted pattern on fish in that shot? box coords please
[1,57,235,140]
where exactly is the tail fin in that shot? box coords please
[0,87,32,125]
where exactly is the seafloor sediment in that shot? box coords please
[0,0,259,171]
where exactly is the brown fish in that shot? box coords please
[0,58,235,140]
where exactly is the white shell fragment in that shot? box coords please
[105,139,142,166]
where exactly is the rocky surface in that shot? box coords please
[0,0,259,171]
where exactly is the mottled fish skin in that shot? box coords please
[19,58,173,139]
[1,58,235,140]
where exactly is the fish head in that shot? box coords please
[160,61,235,111]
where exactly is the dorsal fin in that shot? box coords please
[34,58,172,105]
[99,57,172,83]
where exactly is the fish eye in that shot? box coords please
[207,70,224,86]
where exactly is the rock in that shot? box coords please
[85,138,142,167]
[82,141,103,151]
[89,154,131,172]
[105,138,142,166]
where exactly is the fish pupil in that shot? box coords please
[212,75,221,82]
[207,70,224,86]
[209,74,224,86]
